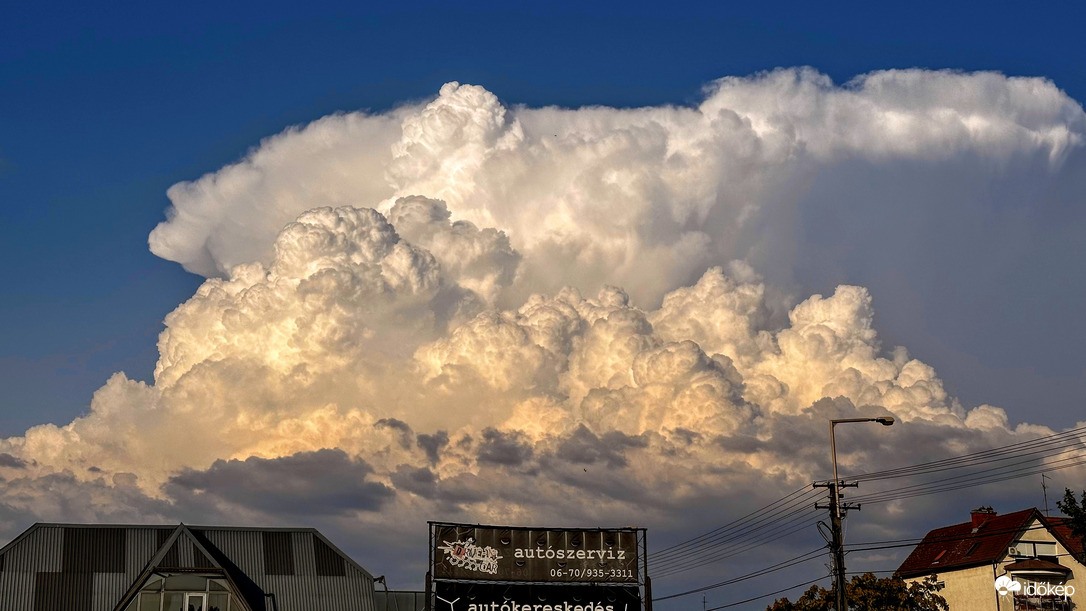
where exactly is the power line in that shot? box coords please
[652,492,823,576]
[652,489,823,576]
[657,423,1086,569]
[844,520,1075,554]
[845,425,1086,483]
[704,576,827,611]
[704,570,921,611]
[653,548,827,602]
[653,515,823,578]
[852,452,1086,505]
[654,486,817,560]
[646,422,1086,605]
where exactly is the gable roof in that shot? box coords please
[896,508,1085,578]
[112,524,259,611]
[1046,515,1086,562]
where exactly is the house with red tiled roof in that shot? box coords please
[896,507,1086,610]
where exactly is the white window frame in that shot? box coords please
[1012,540,1059,559]
[185,592,207,611]
[129,574,233,611]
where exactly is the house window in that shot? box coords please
[1034,542,1057,562]
[1012,541,1059,561]
[1012,593,1071,610]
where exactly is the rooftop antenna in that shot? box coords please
[1042,473,1052,516]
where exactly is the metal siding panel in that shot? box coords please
[257,541,373,610]
[355,564,376,611]
[277,542,307,606]
[179,535,193,567]
[202,528,270,610]
[0,526,170,611]
[34,571,93,610]
[0,570,34,611]
[266,574,296,610]
[126,528,161,577]
[375,591,426,611]
[262,532,294,576]
[185,529,375,610]
[167,541,183,568]
[313,535,347,577]
[295,533,314,576]
[156,528,172,551]
[264,574,288,608]
[9,526,62,573]
[63,527,126,573]
[0,527,61,611]
[94,570,130,611]
[193,544,215,569]
[292,533,317,603]
[207,530,263,578]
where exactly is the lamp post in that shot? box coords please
[375,575,389,611]
[827,416,894,611]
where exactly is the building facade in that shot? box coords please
[897,507,1086,610]
[0,523,378,611]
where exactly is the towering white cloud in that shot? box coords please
[3,69,1086,586]
[149,69,1084,306]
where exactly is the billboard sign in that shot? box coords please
[434,581,641,611]
[432,525,639,583]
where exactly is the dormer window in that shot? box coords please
[127,574,235,611]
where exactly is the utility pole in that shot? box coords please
[815,479,857,611]
[1042,473,1052,516]
[816,417,894,611]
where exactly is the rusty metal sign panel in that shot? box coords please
[432,525,639,583]
[434,581,641,611]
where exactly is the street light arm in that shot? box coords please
[830,417,894,425]
[826,416,893,610]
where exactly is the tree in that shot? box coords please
[1056,487,1086,550]
[766,574,947,611]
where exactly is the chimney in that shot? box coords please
[971,506,996,528]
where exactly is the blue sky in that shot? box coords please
[3,1,1084,435]
[2,3,1086,606]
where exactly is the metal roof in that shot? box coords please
[0,522,378,611]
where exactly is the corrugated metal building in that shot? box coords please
[0,523,378,611]
[373,590,425,611]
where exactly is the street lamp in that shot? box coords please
[828,416,894,611]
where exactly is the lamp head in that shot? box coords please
[875,416,895,426]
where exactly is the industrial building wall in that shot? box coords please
[0,525,165,611]
[375,590,427,611]
[1,524,376,611]
[197,528,377,611]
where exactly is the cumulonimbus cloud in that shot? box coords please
[147,68,1084,306]
[2,69,1085,585]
